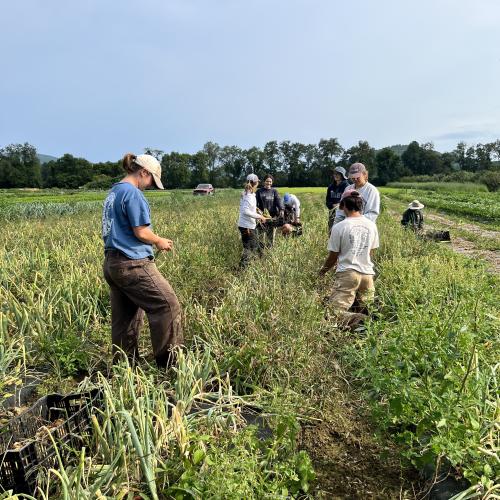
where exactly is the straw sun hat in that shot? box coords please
[408,200,424,210]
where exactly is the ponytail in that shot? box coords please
[122,153,141,174]
[243,180,258,193]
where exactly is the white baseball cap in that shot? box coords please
[134,154,164,190]
[246,173,259,183]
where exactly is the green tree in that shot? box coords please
[317,137,343,185]
[143,147,164,160]
[419,142,445,176]
[375,147,407,185]
[202,142,220,185]
[341,140,377,178]
[189,151,210,186]
[161,152,191,188]
[219,145,247,188]
[475,143,492,171]
[0,143,41,188]
[93,160,122,179]
[280,141,307,186]
[401,141,423,175]
[263,141,283,177]
[43,154,93,188]
[245,147,266,179]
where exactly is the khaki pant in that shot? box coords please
[103,250,183,367]
[328,270,375,312]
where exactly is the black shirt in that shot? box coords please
[401,209,424,230]
[326,180,349,209]
[256,188,284,217]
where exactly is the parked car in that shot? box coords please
[193,183,215,195]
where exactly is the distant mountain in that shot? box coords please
[38,154,58,164]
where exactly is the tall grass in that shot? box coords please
[0,189,498,496]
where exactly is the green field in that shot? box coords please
[0,189,499,497]
[381,187,500,229]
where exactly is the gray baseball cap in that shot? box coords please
[348,162,367,179]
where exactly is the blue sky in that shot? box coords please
[1,0,499,162]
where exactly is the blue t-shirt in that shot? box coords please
[102,182,153,259]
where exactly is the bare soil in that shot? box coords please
[299,328,422,499]
[301,405,420,499]
[425,213,500,240]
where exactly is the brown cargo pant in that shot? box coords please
[103,250,183,368]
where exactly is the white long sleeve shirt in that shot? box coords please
[237,191,261,229]
[333,182,380,225]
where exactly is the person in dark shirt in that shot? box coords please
[326,167,349,234]
[401,200,424,233]
[255,175,284,248]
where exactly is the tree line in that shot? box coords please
[1,139,499,190]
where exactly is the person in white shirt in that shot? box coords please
[319,190,379,328]
[237,173,267,268]
[333,162,380,227]
[283,193,301,223]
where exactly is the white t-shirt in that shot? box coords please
[237,191,260,229]
[327,216,379,275]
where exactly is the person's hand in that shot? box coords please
[258,215,268,222]
[155,238,173,251]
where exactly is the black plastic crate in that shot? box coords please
[0,388,102,495]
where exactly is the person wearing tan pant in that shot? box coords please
[319,190,379,328]
[102,153,183,367]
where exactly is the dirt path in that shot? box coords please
[425,212,500,240]
[385,197,500,274]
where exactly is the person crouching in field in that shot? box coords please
[401,200,424,233]
[283,193,301,224]
[319,190,379,329]
[238,173,267,269]
[102,153,183,368]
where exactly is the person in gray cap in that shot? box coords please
[326,166,350,233]
[102,153,183,369]
[333,162,380,226]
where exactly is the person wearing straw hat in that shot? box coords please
[237,173,268,268]
[326,166,350,233]
[102,153,183,369]
[401,200,425,233]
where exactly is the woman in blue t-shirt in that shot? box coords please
[102,153,183,368]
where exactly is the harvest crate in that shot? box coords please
[0,388,102,495]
